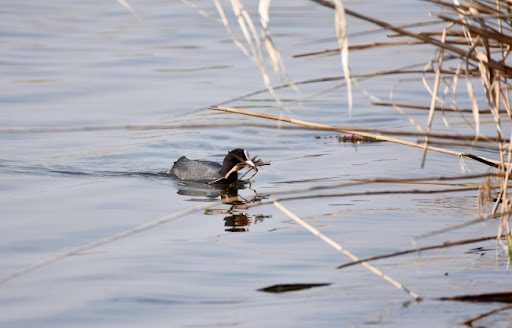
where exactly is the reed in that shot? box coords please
[4,0,512,324]
[208,1,512,323]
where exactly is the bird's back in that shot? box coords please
[170,156,223,182]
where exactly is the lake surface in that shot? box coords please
[1,1,510,327]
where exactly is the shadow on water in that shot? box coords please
[258,283,332,293]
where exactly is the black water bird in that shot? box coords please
[169,148,256,184]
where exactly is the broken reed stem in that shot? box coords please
[273,201,422,300]
[209,105,502,168]
[335,234,500,270]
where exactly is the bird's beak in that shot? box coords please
[245,158,257,170]
[244,150,257,171]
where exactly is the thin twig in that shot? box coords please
[463,303,512,325]
[335,235,500,270]
[293,39,490,58]
[413,210,512,240]
[373,101,508,114]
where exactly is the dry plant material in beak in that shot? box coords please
[209,151,270,185]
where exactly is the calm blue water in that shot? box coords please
[1,1,509,327]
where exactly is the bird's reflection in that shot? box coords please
[175,180,247,202]
[223,213,270,232]
[173,180,270,231]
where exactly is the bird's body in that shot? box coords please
[169,148,255,184]
[170,157,224,182]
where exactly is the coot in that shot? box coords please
[169,148,256,184]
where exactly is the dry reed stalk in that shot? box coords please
[387,30,470,37]
[293,41,426,58]
[252,173,502,206]
[214,0,250,58]
[206,108,508,142]
[0,200,225,285]
[293,39,490,58]
[214,0,284,106]
[415,140,504,152]
[421,25,449,168]
[246,173,501,210]
[349,19,445,39]
[180,0,212,19]
[335,235,500,270]
[356,173,500,183]
[2,170,499,285]
[258,0,300,100]
[209,105,503,167]
[259,0,279,74]
[372,101,508,114]
[463,303,512,325]
[273,201,422,300]
[2,119,508,144]
[196,48,490,112]
[423,0,512,258]
[203,67,459,113]
[414,208,512,240]
[312,0,512,75]
[0,122,309,134]
[117,0,142,21]
[333,0,352,112]
[260,185,485,205]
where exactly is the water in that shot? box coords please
[1,1,509,327]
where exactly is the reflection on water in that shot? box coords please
[173,179,246,201]
[1,159,273,232]
[173,178,271,232]
[223,213,270,232]
[2,0,505,326]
